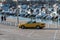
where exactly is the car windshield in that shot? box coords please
[27,21,36,24]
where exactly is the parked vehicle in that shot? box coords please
[18,21,45,29]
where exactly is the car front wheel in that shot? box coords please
[36,26,40,29]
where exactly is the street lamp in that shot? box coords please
[13,0,19,26]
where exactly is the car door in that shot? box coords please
[25,22,34,27]
[26,22,37,27]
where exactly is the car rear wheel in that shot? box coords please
[21,25,25,29]
[19,26,20,28]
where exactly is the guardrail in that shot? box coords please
[0,21,17,26]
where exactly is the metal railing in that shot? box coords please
[0,21,17,26]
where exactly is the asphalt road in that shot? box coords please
[0,24,60,40]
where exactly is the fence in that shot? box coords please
[0,21,17,26]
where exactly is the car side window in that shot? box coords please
[33,21,36,23]
[27,22,32,24]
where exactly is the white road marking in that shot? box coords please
[54,30,58,40]
[53,22,58,40]
[27,31,35,37]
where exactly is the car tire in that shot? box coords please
[40,27,43,29]
[36,26,40,29]
[21,25,25,29]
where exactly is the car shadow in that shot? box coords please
[22,28,60,30]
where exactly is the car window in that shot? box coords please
[27,21,36,24]
[33,21,36,23]
[27,21,33,24]
[27,22,31,24]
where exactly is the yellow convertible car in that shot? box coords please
[18,21,45,29]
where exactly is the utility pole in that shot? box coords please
[16,0,19,26]
[13,0,19,26]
